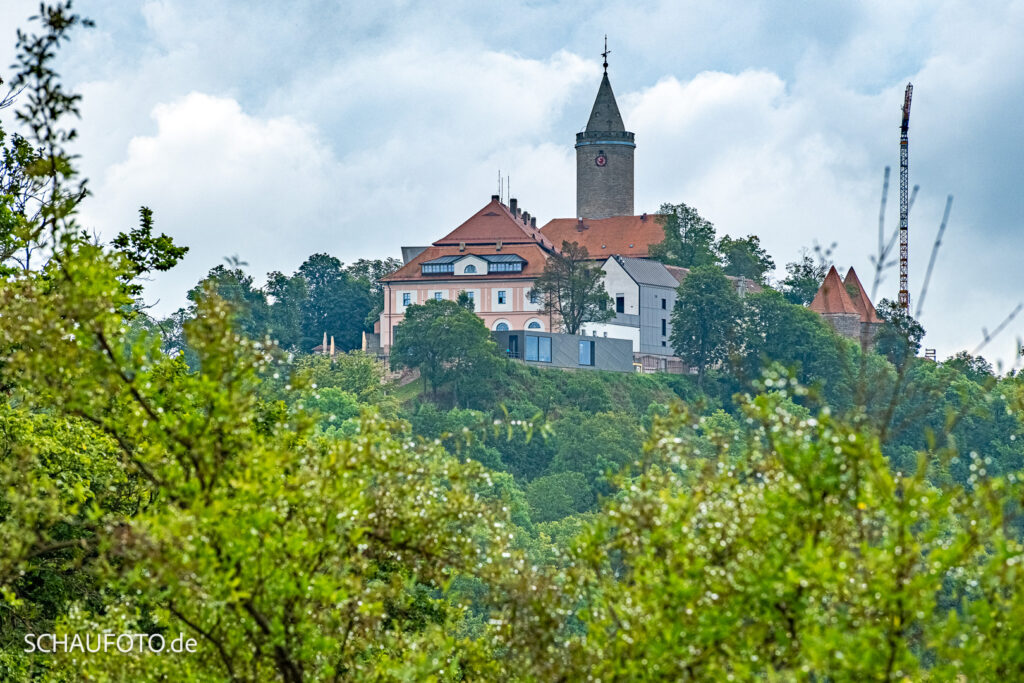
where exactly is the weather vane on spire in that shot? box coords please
[602,35,610,72]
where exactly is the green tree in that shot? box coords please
[456,289,475,311]
[297,253,373,352]
[780,249,829,306]
[530,240,613,335]
[110,206,188,298]
[390,299,502,405]
[739,288,845,394]
[263,270,308,350]
[717,234,774,283]
[669,265,743,387]
[184,264,271,340]
[649,201,719,268]
[345,256,401,328]
[874,297,925,368]
[525,472,593,523]
[943,350,994,383]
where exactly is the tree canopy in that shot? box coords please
[530,240,613,335]
[670,265,743,387]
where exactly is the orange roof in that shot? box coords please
[435,198,554,249]
[843,267,882,324]
[382,243,550,282]
[808,266,860,316]
[539,214,665,259]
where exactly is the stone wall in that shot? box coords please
[822,312,863,340]
[576,134,634,219]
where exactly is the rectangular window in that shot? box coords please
[578,340,594,366]
[662,340,667,347]
[402,293,411,306]
[616,296,625,313]
[497,290,507,305]
[661,319,667,336]
[421,264,454,274]
[525,335,551,363]
[434,291,443,300]
[529,289,538,304]
[661,298,667,309]
[467,291,474,301]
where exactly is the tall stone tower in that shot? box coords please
[575,55,635,219]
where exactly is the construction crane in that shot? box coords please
[898,82,913,310]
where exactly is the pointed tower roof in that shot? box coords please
[843,267,882,323]
[808,266,860,316]
[585,72,626,133]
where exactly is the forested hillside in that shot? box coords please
[3,5,1024,681]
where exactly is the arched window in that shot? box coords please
[463,264,477,274]
[495,322,509,331]
[527,321,542,330]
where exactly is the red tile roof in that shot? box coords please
[843,267,882,324]
[382,243,551,282]
[808,266,861,316]
[539,214,665,259]
[435,198,554,249]
[383,197,558,283]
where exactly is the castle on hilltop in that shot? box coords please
[368,48,875,371]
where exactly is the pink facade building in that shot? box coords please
[378,196,557,350]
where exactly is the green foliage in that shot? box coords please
[875,297,926,367]
[670,265,743,387]
[738,288,848,399]
[7,5,1024,681]
[717,233,774,283]
[530,240,613,335]
[296,253,373,352]
[549,410,643,496]
[456,289,474,311]
[649,201,720,268]
[390,298,503,406]
[780,249,829,306]
[525,472,593,523]
[111,206,188,297]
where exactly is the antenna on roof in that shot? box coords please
[602,35,610,72]
[497,170,501,201]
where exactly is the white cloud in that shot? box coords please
[81,93,342,307]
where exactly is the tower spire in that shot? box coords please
[601,35,610,73]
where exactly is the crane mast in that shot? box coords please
[898,83,913,310]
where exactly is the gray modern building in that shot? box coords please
[492,330,634,373]
[580,255,759,373]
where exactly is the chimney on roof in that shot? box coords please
[530,216,537,228]
[509,198,518,215]
[491,194,500,202]
[641,212,647,221]
[522,211,530,224]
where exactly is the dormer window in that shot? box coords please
[484,254,526,273]
[463,264,477,274]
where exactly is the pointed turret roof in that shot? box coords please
[585,72,626,133]
[808,266,860,316]
[843,267,882,324]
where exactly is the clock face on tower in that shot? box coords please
[595,154,607,167]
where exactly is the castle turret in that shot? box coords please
[575,54,635,220]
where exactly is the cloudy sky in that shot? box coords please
[2,1,1022,366]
